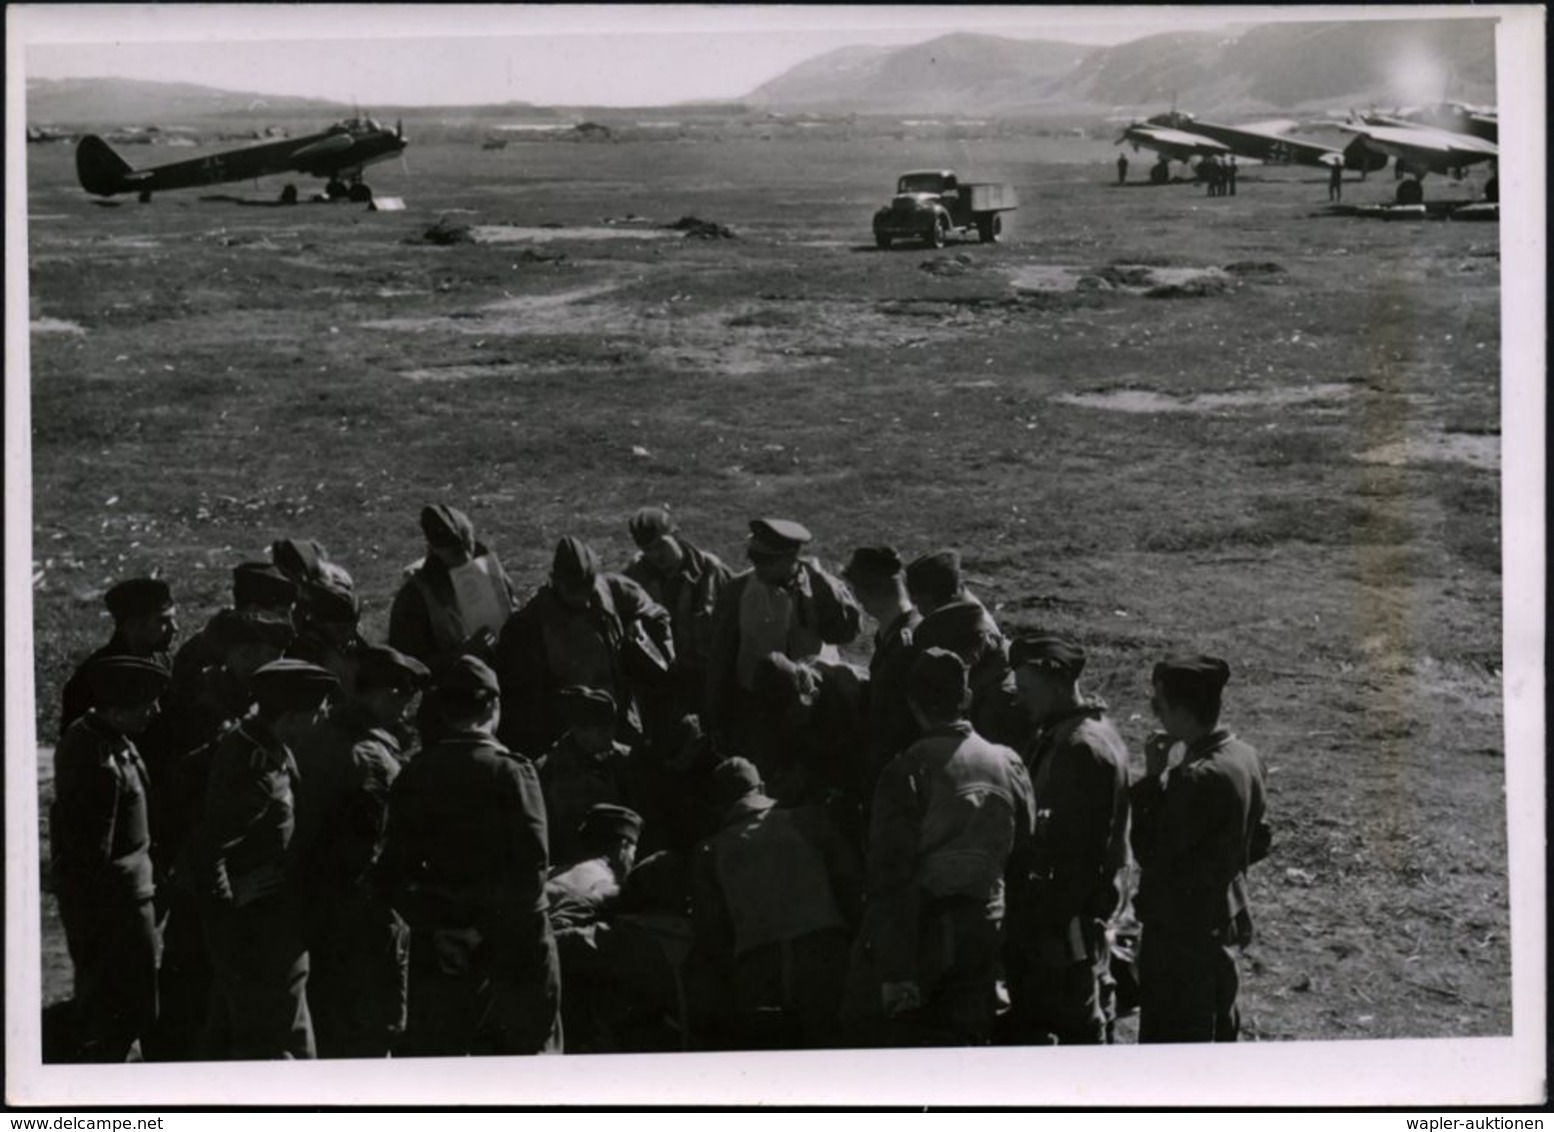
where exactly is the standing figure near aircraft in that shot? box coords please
[189,660,339,1060]
[59,578,178,742]
[51,657,169,1062]
[621,506,733,723]
[1130,655,1271,1043]
[705,519,862,763]
[1116,153,1129,185]
[381,656,561,1056]
[1328,161,1344,201]
[843,649,1035,1046]
[495,536,673,758]
[1002,634,1131,1046]
[1226,155,1238,195]
[389,505,517,672]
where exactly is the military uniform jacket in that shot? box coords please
[494,575,672,757]
[388,542,517,670]
[292,711,402,909]
[58,633,171,742]
[705,560,863,731]
[693,798,862,964]
[51,713,155,906]
[381,729,550,933]
[623,539,732,679]
[1129,730,1271,942]
[865,722,1036,984]
[1013,701,1131,965]
[188,717,301,910]
[866,608,922,768]
[538,735,638,869]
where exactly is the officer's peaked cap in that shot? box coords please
[842,545,904,587]
[251,658,339,715]
[435,654,500,702]
[1009,632,1087,678]
[356,645,430,693]
[559,684,617,725]
[579,803,644,844]
[748,518,812,557]
[905,549,963,602]
[1153,654,1231,699]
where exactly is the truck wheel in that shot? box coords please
[876,233,892,250]
[977,214,1002,243]
[928,218,947,249]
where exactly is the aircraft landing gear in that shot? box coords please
[279,183,299,205]
[138,190,153,203]
[325,179,349,200]
[1395,178,1424,206]
[347,182,373,203]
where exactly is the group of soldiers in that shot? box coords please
[48,504,1271,1061]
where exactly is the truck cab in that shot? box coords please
[873,169,1018,249]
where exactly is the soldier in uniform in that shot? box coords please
[289,579,365,701]
[380,656,561,1056]
[907,550,1026,749]
[1117,152,1129,184]
[50,656,169,1061]
[169,563,298,701]
[538,687,640,868]
[59,577,179,741]
[840,546,922,781]
[705,519,861,763]
[388,504,517,671]
[495,536,673,758]
[843,648,1035,1047]
[692,758,862,1050]
[293,644,427,1058]
[188,658,339,1060]
[143,609,296,1063]
[546,804,644,1051]
[1003,633,1131,1045]
[1130,654,1271,1043]
[622,506,732,722]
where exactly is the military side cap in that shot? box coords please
[1009,632,1087,678]
[356,644,430,693]
[87,655,171,708]
[270,537,330,583]
[579,803,644,844]
[306,580,361,625]
[420,504,475,552]
[210,609,296,650]
[104,577,173,619]
[842,545,904,587]
[905,549,963,601]
[232,562,298,608]
[251,658,339,715]
[559,684,617,726]
[708,756,764,806]
[436,654,500,701]
[551,536,601,586]
[906,646,972,711]
[628,506,677,549]
[1153,654,1231,698]
[748,518,812,558]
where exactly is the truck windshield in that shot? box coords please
[898,174,948,194]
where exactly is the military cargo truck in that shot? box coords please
[872,170,1019,249]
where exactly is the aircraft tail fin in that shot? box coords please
[75,135,133,196]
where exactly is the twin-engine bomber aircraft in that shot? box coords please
[1117,111,1387,176]
[75,116,407,203]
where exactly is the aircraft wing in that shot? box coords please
[1339,122,1498,169]
[1119,124,1231,158]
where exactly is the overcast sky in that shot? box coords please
[17,4,1284,107]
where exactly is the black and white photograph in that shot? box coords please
[5,3,1544,1109]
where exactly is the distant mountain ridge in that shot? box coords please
[747,18,1497,116]
[25,18,1497,126]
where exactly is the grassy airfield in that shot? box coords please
[24,117,1507,1041]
